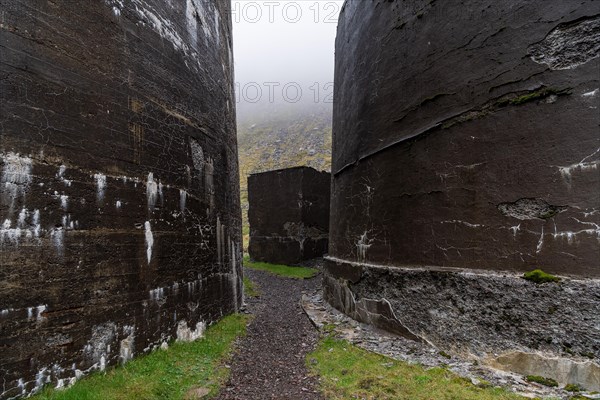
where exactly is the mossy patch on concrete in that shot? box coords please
[523,269,561,284]
[525,375,559,387]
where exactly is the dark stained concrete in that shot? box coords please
[330,0,599,277]
[0,1,241,398]
[249,167,330,265]
[324,0,600,387]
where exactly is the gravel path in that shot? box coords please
[216,268,323,400]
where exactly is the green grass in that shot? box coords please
[243,276,260,298]
[243,256,318,279]
[32,314,249,400]
[523,269,561,284]
[307,336,526,400]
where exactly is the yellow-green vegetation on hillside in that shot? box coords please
[308,336,527,400]
[32,314,249,400]
[237,107,332,250]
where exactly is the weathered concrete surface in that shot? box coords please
[323,258,600,391]
[0,1,241,398]
[303,292,600,398]
[331,0,600,276]
[248,167,330,265]
[326,0,600,390]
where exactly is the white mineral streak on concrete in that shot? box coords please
[558,147,600,181]
[552,218,600,242]
[51,227,65,255]
[176,320,206,342]
[57,165,72,186]
[26,305,47,322]
[60,195,68,210]
[34,367,49,393]
[146,173,158,210]
[149,287,166,302]
[104,0,124,16]
[1,152,33,210]
[119,326,135,364]
[186,0,198,46]
[357,231,373,262]
[3,208,43,244]
[1,308,13,317]
[582,88,599,97]
[84,322,117,373]
[441,220,483,228]
[536,227,544,254]
[145,221,154,264]
[510,224,521,237]
[17,208,27,227]
[214,7,220,45]
[180,189,187,212]
[129,0,212,72]
[33,209,40,237]
[93,173,106,202]
[17,378,25,395]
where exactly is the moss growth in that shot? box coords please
[579,351,595,359]
[525,375,559,387]
[564,383,583,392]
[500,88,569,106]
[523,269,561,284]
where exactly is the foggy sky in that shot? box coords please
[231,1,344,120]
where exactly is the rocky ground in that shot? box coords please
[214,262,598,400]
[215,268,323,400]
[302,291,600,400]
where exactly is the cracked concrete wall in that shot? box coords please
[323,259,600,391]
[330,0,599,277]
[248,167,330,265]
[325,0,600,389]
[0,1,241,398]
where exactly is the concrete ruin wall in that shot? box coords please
[0,1,241,398]
[248,167,330,265]
[325,0,599,390]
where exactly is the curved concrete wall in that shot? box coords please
[330,0,599,277]
[0,1,241,398]
[325,0,599,388]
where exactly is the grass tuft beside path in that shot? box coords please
[243,276,260,298]
[32,314,249,400]
[243,256,318,279]
[307,336,526,400]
